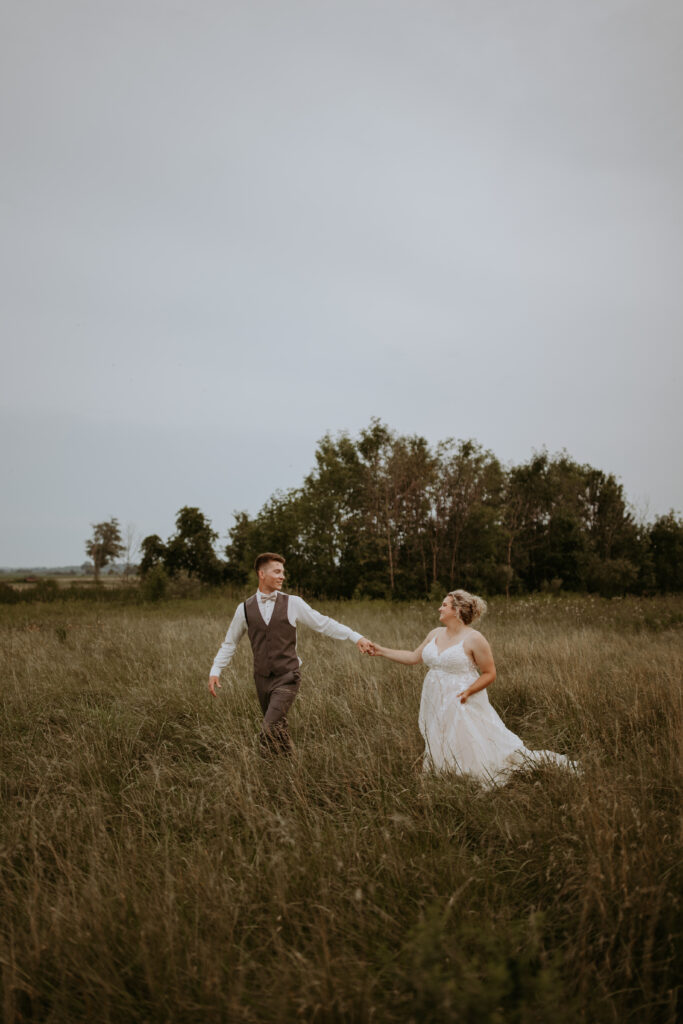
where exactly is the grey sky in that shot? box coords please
[2,0,681,566]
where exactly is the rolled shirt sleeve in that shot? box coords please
[210,604,247,676]
[289,595,362,644]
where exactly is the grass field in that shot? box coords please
[1,594,681,1023]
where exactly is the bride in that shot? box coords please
[369,589,577,787]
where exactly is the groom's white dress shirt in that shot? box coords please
[210,590,362,677]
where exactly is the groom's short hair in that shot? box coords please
[254,552,285,573]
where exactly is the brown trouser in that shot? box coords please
[254,669,300,755]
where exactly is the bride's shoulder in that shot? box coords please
[464,628,491,651]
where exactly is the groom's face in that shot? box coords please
[259,560,285,593]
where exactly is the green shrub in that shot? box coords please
[32,578,59,602]
[141,563,169,602]
[0,581,20,604]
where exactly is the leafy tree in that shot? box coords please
[388,434,436,597]
[584,557,640,598]
[356,420,401,596]
[139,534,167,577]
[301,429,375,597]
[140,509,224,586]
[500,455,547,596]
[577,467,643,595]
[353,421,437,598]
[649,512,683,592]
[581,469,632,559]
[436,440,502,590]
[164,506,223,584]
[531,454,590,591]
[237,489,306,589]
[224,511,255,585]
[157,421,682,600]
[85,518,124,582]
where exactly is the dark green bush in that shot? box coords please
[0,581,20,604]
[141,564,169,602]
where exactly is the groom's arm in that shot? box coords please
[209,605,247,696]
[289,596,370,650]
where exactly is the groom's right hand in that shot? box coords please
[209,675,221,697]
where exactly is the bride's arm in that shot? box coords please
[370,629,437,665]
[458,632,496,703]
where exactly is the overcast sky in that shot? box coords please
[2,0,681,566]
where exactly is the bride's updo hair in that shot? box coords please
[448,589,487,625]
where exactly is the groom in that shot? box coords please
[209,552,373,754]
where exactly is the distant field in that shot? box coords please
[1,594,680,1022]
[3,575,137,591]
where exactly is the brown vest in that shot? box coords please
[243,592,299,679]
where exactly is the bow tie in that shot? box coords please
[258,592,277,603]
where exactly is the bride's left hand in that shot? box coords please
[458,689,472,704]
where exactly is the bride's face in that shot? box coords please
[439,597,460,625]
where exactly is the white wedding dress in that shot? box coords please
[419,635,577,787]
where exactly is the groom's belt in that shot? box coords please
[254,668,300,687]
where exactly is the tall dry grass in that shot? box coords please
[1,595,680,1022]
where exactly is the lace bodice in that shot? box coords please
[421,635,479,683]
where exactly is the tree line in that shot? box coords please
[134,420,682,599]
